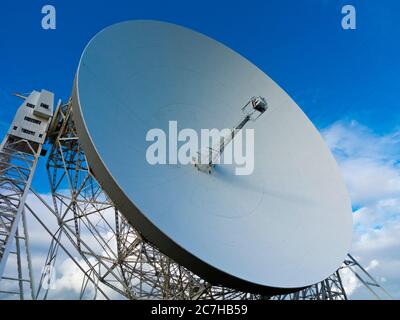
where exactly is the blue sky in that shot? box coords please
[1,0,400,299]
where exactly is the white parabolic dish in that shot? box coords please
[72,20,353,294]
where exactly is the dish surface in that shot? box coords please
[72,20,352,294]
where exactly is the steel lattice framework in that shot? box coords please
[0,97,393,300]
[0,130,40,299]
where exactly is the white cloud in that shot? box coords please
[323,120,400,206]
[322,120,400,299]
[49,256,122,300]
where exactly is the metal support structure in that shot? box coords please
[0,134,40,299]
[0,92,393,300]
[272,270,347,300]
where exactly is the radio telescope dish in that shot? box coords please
[72,20,352,294]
